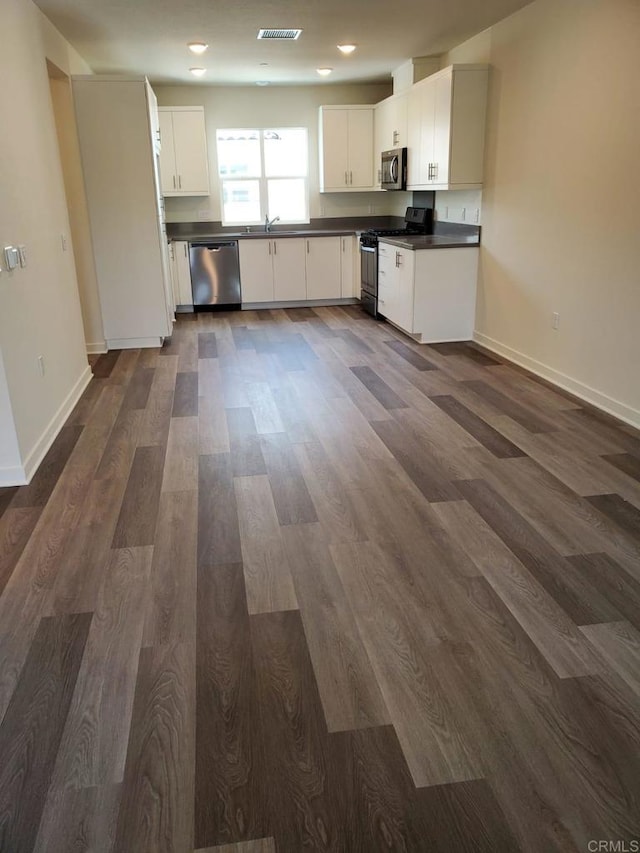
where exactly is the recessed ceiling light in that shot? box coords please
[256,81,270,86]
[316,67,333,76]
[337,44,356,54]
[190,67,206,77]
[188,42,208,54]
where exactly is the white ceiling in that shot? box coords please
[35,0,532,86]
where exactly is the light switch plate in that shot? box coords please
[4,246,19,270]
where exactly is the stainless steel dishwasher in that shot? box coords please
[189,240,241,308]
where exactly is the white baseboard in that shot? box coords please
[241,298,358,310]
[473,331,640,430]
[106,336,164,349]
[0,465,28,487]
[14,364,93,486]
[86,340,107,355]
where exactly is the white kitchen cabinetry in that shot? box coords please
[240,235,354,304]
[374,94,408,186]
[273,239,306,301]
[377,243,415,333]
[319,106,375,192]
[406,65,488,191]
[158,107,209,196]
[378,241,479,342]
[72,75,173,349]
[340,235,356,298]
[239,238,306,303]
[305,237,341,299]
[171,240,193,309]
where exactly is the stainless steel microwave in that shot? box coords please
[381,147,407,190]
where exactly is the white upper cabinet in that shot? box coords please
[158,107,210,196]
[374,93,409,185]
[319,106,375,192]
[406,65,489,191]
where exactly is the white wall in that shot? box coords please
[153,83,416,223]
[0,0,92,484]
[443,0,640,427]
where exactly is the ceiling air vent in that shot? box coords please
[257,28,302,40]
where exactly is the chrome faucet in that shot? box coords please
[265,214,280,233]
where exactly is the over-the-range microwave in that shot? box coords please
[381,147,407,191]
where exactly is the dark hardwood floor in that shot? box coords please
[0,305,639,852]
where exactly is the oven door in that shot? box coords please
[360,243,377,297]
[359,242,378,317]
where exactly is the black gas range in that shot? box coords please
[359,206,433,316]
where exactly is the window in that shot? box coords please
[216,128,308,226]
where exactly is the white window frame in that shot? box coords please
[216,127,309,227]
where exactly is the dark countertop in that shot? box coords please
[172,229,356,242]
[378,234,480,250]
[166,217,481,248]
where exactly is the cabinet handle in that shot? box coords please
[350,171,353,185]
[306,240,309,254]
[344,171,348,185]
[178,175,182,189]
[172,175,176,189]
[395,251,399,268]
[342,238,345,252]
[273,241,277,255]
[183,244,187,257]
[268,242,271,256]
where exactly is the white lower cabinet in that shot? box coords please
[239,238,306,303]
[239,235,353,304]
[378,241,478,342]
[305,236,341,299]
[170,240,193,307]
[340,235,356,298]
[273,239,307,301]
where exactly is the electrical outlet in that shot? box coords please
[18,245,27,267]
[38,355,45,376]
[552,312,560,330]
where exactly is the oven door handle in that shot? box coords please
[360,245,376,253]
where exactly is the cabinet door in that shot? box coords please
[169,243,179,309]
[173,240,193,305]
[392,94,408,148]
[395,248,416,332]
[239,239,274,302]
[377,244,398,320]
[432,71,453,185]
[172,110,210,195]
[158,111,176,194]
[348,109,374,188]
[340,235,355,298]
[320,109,348,190]
[273,238,306,301]
[305,237,341,299]
[406,86,423,187]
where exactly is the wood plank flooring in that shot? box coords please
[0,306,639,852]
